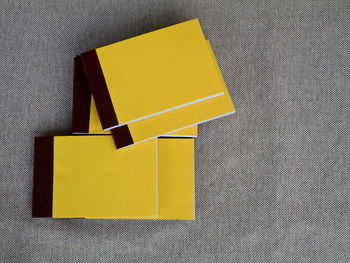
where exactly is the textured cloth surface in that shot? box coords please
[0,1,349,262]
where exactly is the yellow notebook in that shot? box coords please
[32,136,194,220]
[78,19,226,148]
[79,19,223,130]
[74,41,234,149]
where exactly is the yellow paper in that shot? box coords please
[96,19,224,128]
[87,41,234,146]
[50,136,195,220]
[158,138,195,220]
[52,136,158,219]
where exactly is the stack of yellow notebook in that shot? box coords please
[32,19,235,220]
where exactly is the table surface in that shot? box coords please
[1,1,349,262]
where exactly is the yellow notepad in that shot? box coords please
[32,136,194,220]
[79,19,225,148]
[78,41,234,149]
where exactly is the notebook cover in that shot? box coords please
[74,41,234,149]
[32,136,195,220]
[33,136,158,219]
[79,19,224,132]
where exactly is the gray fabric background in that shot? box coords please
[0,0,349,262]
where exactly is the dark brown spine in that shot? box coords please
[80,50,119,130]
[32,137,54,218]
[111,125,134,149]
[72,56,91,133]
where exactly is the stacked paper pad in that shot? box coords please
[32,19,235,220]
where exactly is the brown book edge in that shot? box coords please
[32,137,53,218]
[79,50,134,149]
[80,50,119,130]
[72,56,91,133]
[111,125,134,149]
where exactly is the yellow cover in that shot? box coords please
[95,19,224,129]
[51,136,194,219]
[87,41,234,145]
[52,136,158,219]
